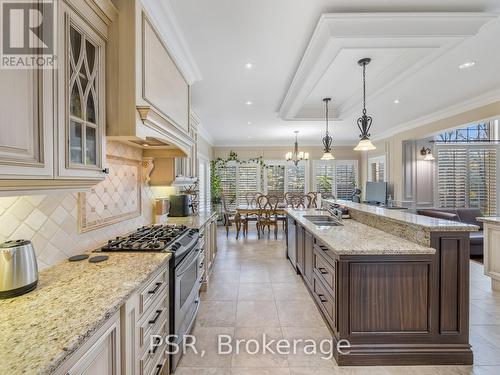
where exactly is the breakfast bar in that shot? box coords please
[286,200,479,366]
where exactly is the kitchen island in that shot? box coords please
[287,202,478,366]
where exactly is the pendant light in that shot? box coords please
[285,131,309,166]
[321,98,335,160]
[354,58,376,151]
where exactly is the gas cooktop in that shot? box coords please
[101,224,192,252]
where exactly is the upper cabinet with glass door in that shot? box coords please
[56,0,111,181]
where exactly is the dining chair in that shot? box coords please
[287,193,306,209]
[221,191,241,238]
[306,192,318,208]
[256,195,280,239]
[242,192,261,236]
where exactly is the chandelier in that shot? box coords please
[285,131,309,166]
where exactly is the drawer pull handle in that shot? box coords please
[199,262,204,269]
[149,309,163,325]
[148,282,162,294]
[150,337,161,354]
[318,267,328,275]
[318,294,327,303]
[154,364,162,375]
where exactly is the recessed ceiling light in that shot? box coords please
[245,101,253,106]
[245,63,253,69]
[394,99,400,104]
[247,121,252,125]
[459,61,476,70]
[142,143,149,147]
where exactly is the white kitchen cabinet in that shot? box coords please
[482,219,500,291]
[55,311,121,375]
[121,262,169,375]
[0,0,115,194]
[0,69,54,180]
[56,0,108,180]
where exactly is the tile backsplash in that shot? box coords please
[0,142,155,270]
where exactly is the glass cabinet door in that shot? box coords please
[68,24,100,168]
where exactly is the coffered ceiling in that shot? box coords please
[167,0,500,146]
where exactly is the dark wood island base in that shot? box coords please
[289,212,473,366]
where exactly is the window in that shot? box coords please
[198,157,211,210]
[368,155,385,182]
[264,161,307,196]
[437,146,497,215]
[313,160,358,199]
[437,121,498,143]
[266,164,285,196]
[287,164,306,193]
[217,162,260,210]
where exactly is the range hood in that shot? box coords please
[106,0,195,159]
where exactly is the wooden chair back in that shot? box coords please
[286,193,306,208]
[257,195,279,221]
[306,192,318,208]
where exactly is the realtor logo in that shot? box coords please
[1,0,57,69]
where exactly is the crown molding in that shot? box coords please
[142,0,202,84]
[198,124,215,146]
[372,88,500,142]
[212,140,357,148]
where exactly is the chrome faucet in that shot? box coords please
[325,205,343,224]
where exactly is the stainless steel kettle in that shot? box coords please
[0,240,38,299]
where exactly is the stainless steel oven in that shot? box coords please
[171,238,203,371]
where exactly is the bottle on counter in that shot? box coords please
[387,195,394,208]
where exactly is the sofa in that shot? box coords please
[416,208,483,257]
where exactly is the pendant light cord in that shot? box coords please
[325,99,329,135]
[362,62,367,116]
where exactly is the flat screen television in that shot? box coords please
[365,182,387,205]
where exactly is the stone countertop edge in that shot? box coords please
[0,252,172,375]
[325,199,479,232]
[477,216,500,224]
[286,208,435,256]
[165,210,218,228]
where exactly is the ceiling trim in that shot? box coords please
[279,12,498,121]
[212,140,357,148]
[142,0,202,84]
[372,87,500,141]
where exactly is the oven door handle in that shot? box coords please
[176,250,199,276]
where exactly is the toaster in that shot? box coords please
[0,240,38,299]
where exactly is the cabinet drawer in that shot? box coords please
[140,296,168,351]
[313,276,335,328]
[140,320,167,375]
[140,269,168,317]
[313,247,335,294]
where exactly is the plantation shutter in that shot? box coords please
[469,149,497,215]
[437,147,497,215]
[313,161,335,195]
[266,164,285,196]
[335,161,357,200]
[219,163,237,210]
[237,164,259,206]
[287,163,306,193]
[198,161,206,209]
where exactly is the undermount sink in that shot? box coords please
[303,215,343,227]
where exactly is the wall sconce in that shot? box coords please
[420,147,435,161]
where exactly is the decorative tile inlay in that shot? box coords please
[79,155,142,232]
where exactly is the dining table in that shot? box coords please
[234,203,288,238]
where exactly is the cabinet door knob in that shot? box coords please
[318,267,328,275]
[102,168,109,174]
[318,294,327,303]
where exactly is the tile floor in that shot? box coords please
[176,228,500,375]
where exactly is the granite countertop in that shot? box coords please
[0,252,171,375]
[477,217,500,224]
[165,210,217,229]
[327,199,479,232]
[287,208,435,255]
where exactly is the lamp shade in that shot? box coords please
[321,152,335,160]
[354,138,376,151]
